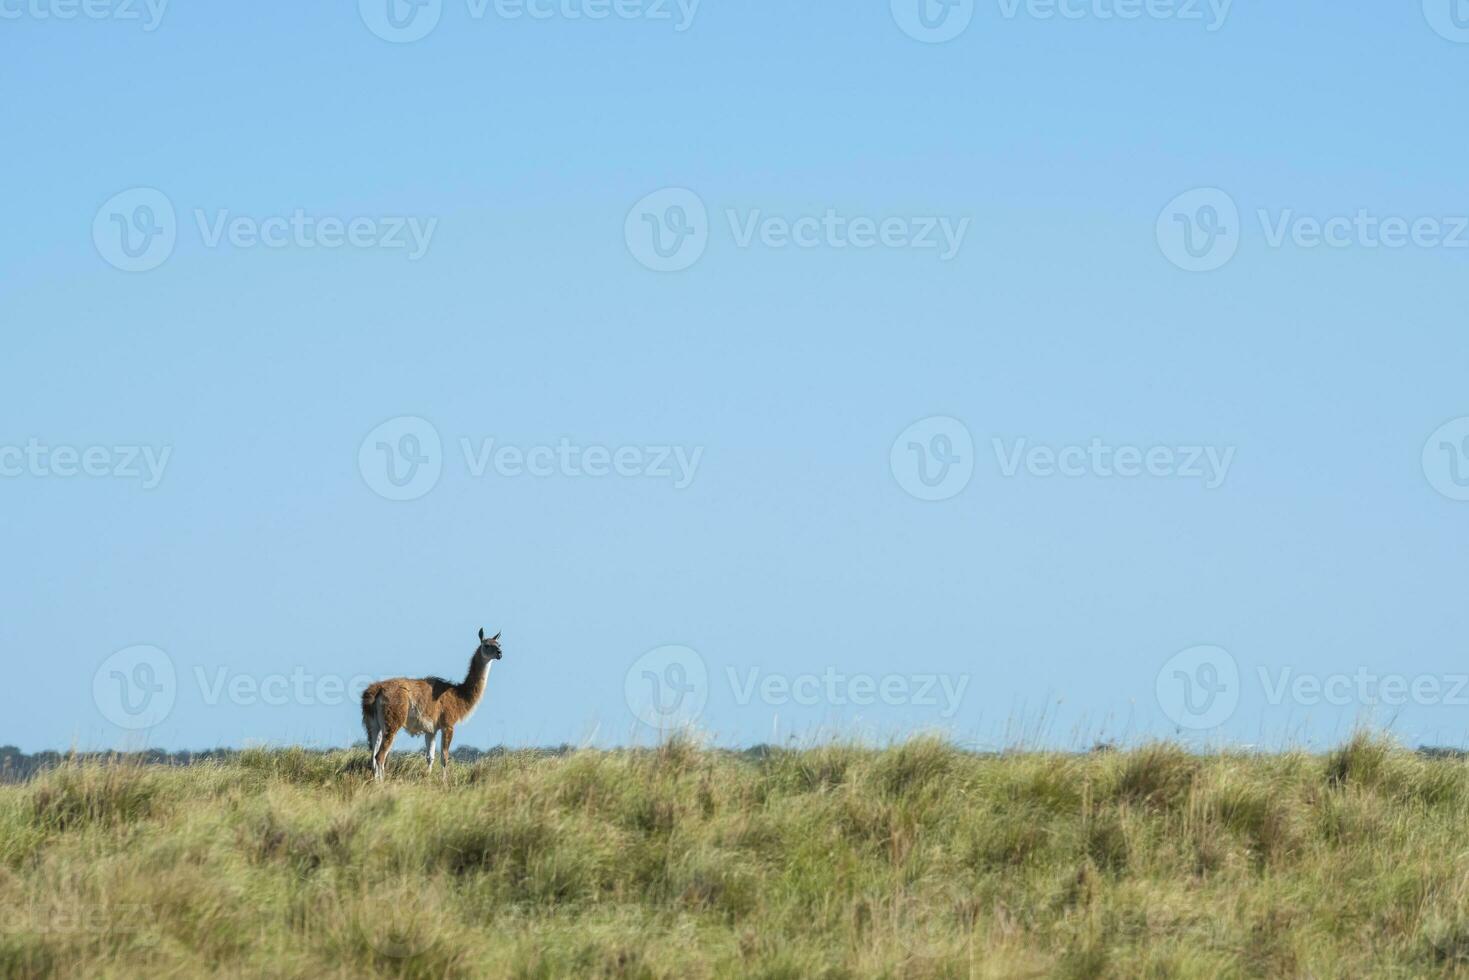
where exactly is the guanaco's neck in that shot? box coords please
[457,655,491,706]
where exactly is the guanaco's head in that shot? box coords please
[477,628,503,662]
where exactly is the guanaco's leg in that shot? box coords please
[440,727,454,769]
[367,718,383,780]
[375,726,398,780]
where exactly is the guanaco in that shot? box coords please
[360,628,502,781]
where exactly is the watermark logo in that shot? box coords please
[727,667,969,717]
[360,912,435,961]
[360,0,698,40]
[0,440,172,489]
[1258,210,1469,251]
[726,210,968,259]
[1259,667,1469,708]
[1158,644,1469,729]
[891,0,974,42]
[891,416,974,501]
[474,0,699,28]
[625,645,708,730]
[627,188,970,271]
[1157,188,1239,272]
[993,437,1235,488]
[1424,0,1469,42]
[461,438,702,488]
[194,667,377,707]
[359,0,442,42]
[359,422,703,500]
[4,904,157,944]
[1160,189,1469,272]
[193,210,436,259]
[997,0,1231,29]
[1423,417,1469,502]
[892,423,1235,495]
[93,188,176,273]
[895,883,973,958]
[0,0,168,30]
[358,416,444,502]
[625,187,708,272]
[94,189,436,271]
[1156,644,1238,730]
[93,645,177,730]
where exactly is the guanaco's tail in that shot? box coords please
[361,684,383,744]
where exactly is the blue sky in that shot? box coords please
[2,2,1467,753]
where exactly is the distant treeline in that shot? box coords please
[0,745,571,783]
[4,742,1464,784]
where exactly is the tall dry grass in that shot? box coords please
[4,733,1469,978]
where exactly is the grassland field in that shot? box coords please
[5,734,1469,978]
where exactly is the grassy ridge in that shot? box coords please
[4,735,1469,978]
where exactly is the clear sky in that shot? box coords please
[3,1,1467,753]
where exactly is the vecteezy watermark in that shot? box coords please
[1258,667,1469,709]
[1423,0,1469,43]
[1257,210,1469,251]
[623,645,972,731]
[889,417,1235,501]
[625,188,708,272]
[358,417,445,502]
[625,187,971,272]
[625,645,709,731]
[193,210,435,259]
[894,883,972,958]
[358,416,704,501]
[995,0,1231,30]
[0,0,167,30]
[0,439,172,489]
[727,667,970,718]
[359,0,443,42]
[1156,188,1240,273]
[891,0,974,43]
[93,645,177,730]
[93,645,394,729]
[1156,645,1240,730]
[1156,644,1469,730]
[194,667,377,707]
[1158,188,1469,272]
[3,904,157,943]
[93,187,437,272]
[361,911,436,961]
[359,0,699,43]
[993,437,1235,488]
[1423,417,1469,502]
[891,416,975,502]
[891,0,1232,42]
[92,188,177,273]
[461,438,703,487]
[726,210,968,260]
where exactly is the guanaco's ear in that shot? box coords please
[479,628,486,642]
[492,631,501,642]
